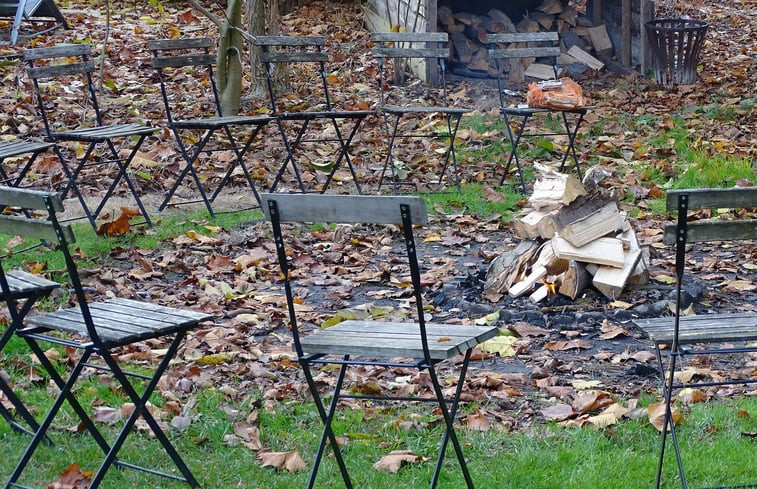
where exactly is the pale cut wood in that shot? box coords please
[559,5,577,26]
[511,209,550,239]
[509,244,556,298]
[484,240,539,295]
[558,200,623,247]
[537,0,564,15]
[260,194,428,226]
[567,45,605,70]
[557,52,580,65]
[551,236,625,268]
[530,284,550,303]
[528,168,587,211]
[531,12,554,30]
[592,249,642,300]
[558,260,590,299]
[524,62,557,80]
[587,25,614,56]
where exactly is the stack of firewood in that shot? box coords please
[485,166,648,302]
[439,0,609,79]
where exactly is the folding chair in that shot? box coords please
[147,38,272,216]
[370,32,471,193]
[1,266,59,438]
[0,186,212,488]
[23,44,157,230]
[254,36,373,194]
[632,187,757,489]
[262,193,498,489]
[0,140,54,188]
[0,0,67,46]
[486,32,591,192]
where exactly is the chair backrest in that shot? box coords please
[146,37,224,122]
[0,186,107,343]
[260,193,429,355]
[254,35,337,115]
[22,44,103,138]
[485,32,561,106]
[370,32,452,108]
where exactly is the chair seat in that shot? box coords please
[501,105,593,116]
[24,297,211,344]
[633,312,757,344]
[0,141,54,159]
[299,320,498,361]
[277,109,374,120]
[51,123,156,142]
[2,270,59,300]
[174,114,271,130]
[381,105,471,115]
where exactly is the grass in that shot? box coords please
[1,378,756,488]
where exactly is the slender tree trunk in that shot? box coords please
[218,0,243,116]
[247,0,267,98]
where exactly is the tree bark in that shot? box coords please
[218,0,244,116]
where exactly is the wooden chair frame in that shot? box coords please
[486,32,590,192]
[262,193,498,488]
[147,37,272,216]
[255,35,373,194]
[23,44,156,230]
[0,187,212,489]
[371,32,471,193]
[632,187,757,489]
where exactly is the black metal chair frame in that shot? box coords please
[255,36,372,194]
[147,37,272,216]
[371,32,470,193]
[0,267,59,438]
[0,140,55,188]
[0,0,67,46]
[632,187,757,489]
[262,193,498,489]
[23,43,156,230]
[0,186,212,489]
[486,32,589,192]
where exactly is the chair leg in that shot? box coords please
[210,124,265,207]
[0,380,39,437]
[91,333,199,488]
[300,356,353,489]
[427,350,474,489]
[378,114,402,194]
[435,114,463,193]
[100,136,152,227]
[55,142,99,230]
[499,113,528,193]
[160,129,217,216]
[655,343,689,489]
[269,118,308,193]
[321,116,364,195]
[557,111,585,180]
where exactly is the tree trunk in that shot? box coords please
[218,0,244,116]
[247,0,267,98]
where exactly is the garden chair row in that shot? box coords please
[0,186,497,488]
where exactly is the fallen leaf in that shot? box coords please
[257,450,306,472]
[647,402,682,432]
[479,335,519,356]
[373,450,428,473]
[46,463,91,489]
[545,339,592,351]
[587,402,630,428]
[541,403,574,421]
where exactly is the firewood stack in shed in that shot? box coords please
[439,0,610,79]
[485,165,649,302]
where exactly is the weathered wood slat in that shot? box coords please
[372,47,449,59]
[633,313,757,344]
[485,32,559,43]
[0,214,73,243]
[381,105,470,115]
[261,194,428,225]
[146,38,212,50]
[27,60,94,79]
[663,220,757,244]
[254,35,325,46]
[488,47,561,59]
[152,54,216,69]
[22,43,89,60]
[173,114,271,130]
[0,141,53,159]
[1,270,59,300]
[666,187,757,211]
[0,186,63,211]
[300,320,498,360]
[371,32,447,43]
[259,51,329,64]
[50,123,156,142]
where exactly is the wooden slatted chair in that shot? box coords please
[0,186,213,488]
[147,38,272,216]
[254,36,373,194]
[486,32,591,192]
[261,193,498,489]
[23,44,157,230]
[371,32,471,193]
[632,187,757,489]
[0,140,55,188]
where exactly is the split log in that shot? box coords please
[484,240,539,295]
[587,24,614,56]
[508,244,556,298]
[528,167,587,211]
[551,236,626,268]
[524,63,557,80]
[593,249,642,300]
[558,260,591,299]
[567,45,605,70]
[530,284,550,303]
[556,199,623,247]
[537,0,564,15]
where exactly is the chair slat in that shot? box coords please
[663,220,757,244]
[666,187,757,210]
[259,51,329,63]
[634,313,757,344]
[27,60,94,79]
[488,47,561,59]
[146,37,212,50]
[371,32,448,43]
[0,215,73,243]
[485,32,559,43]
[254,35,325,46]
[372,47,450,59]
[22,43,89,60]
[261,193,428,225]
[152,54,216,69]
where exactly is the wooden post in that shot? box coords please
[592,0,603,26]
[621,0,631,66]
[425,0,440,87]
[640,0,654,71]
